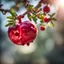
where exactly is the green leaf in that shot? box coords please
[48,14,51,17]
[43,12,46,16]
[32,12,37,15]
[48,13,56,18]
[40,20,44,23]
[52,17,57,21]
[27,5,34,11]
[5,23,13,27]
[51,13,55,17]
[51,21,55,27]
[10,8,17,17]
[32,16,37,23]
[39,8,42,11]
[7,16,14,19]
[8,20,14,22]
[27,14,32,21]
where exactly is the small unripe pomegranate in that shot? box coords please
[43,5,50,13]
[44,17,50,23]
[40,26,45,31]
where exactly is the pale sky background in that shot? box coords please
[1,0,57,32]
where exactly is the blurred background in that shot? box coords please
[0,0,64,64]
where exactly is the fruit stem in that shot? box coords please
[18,18,22,24]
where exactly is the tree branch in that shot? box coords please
[0,0,42,15]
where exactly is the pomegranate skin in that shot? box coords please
[40,26,45,31]
[44,17,50,23]
[43,5,50,13]
[8,21,38,46]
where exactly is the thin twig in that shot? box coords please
[0,8,10,12]
[0,0,41,16]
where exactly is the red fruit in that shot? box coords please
[44,17,50,23]
[43,5,50,13]
[40,26,45,31]
[8,21,38,46]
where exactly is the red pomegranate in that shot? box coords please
[44,17,50,23]
[43,5,50,13]
[8,21,38,46]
